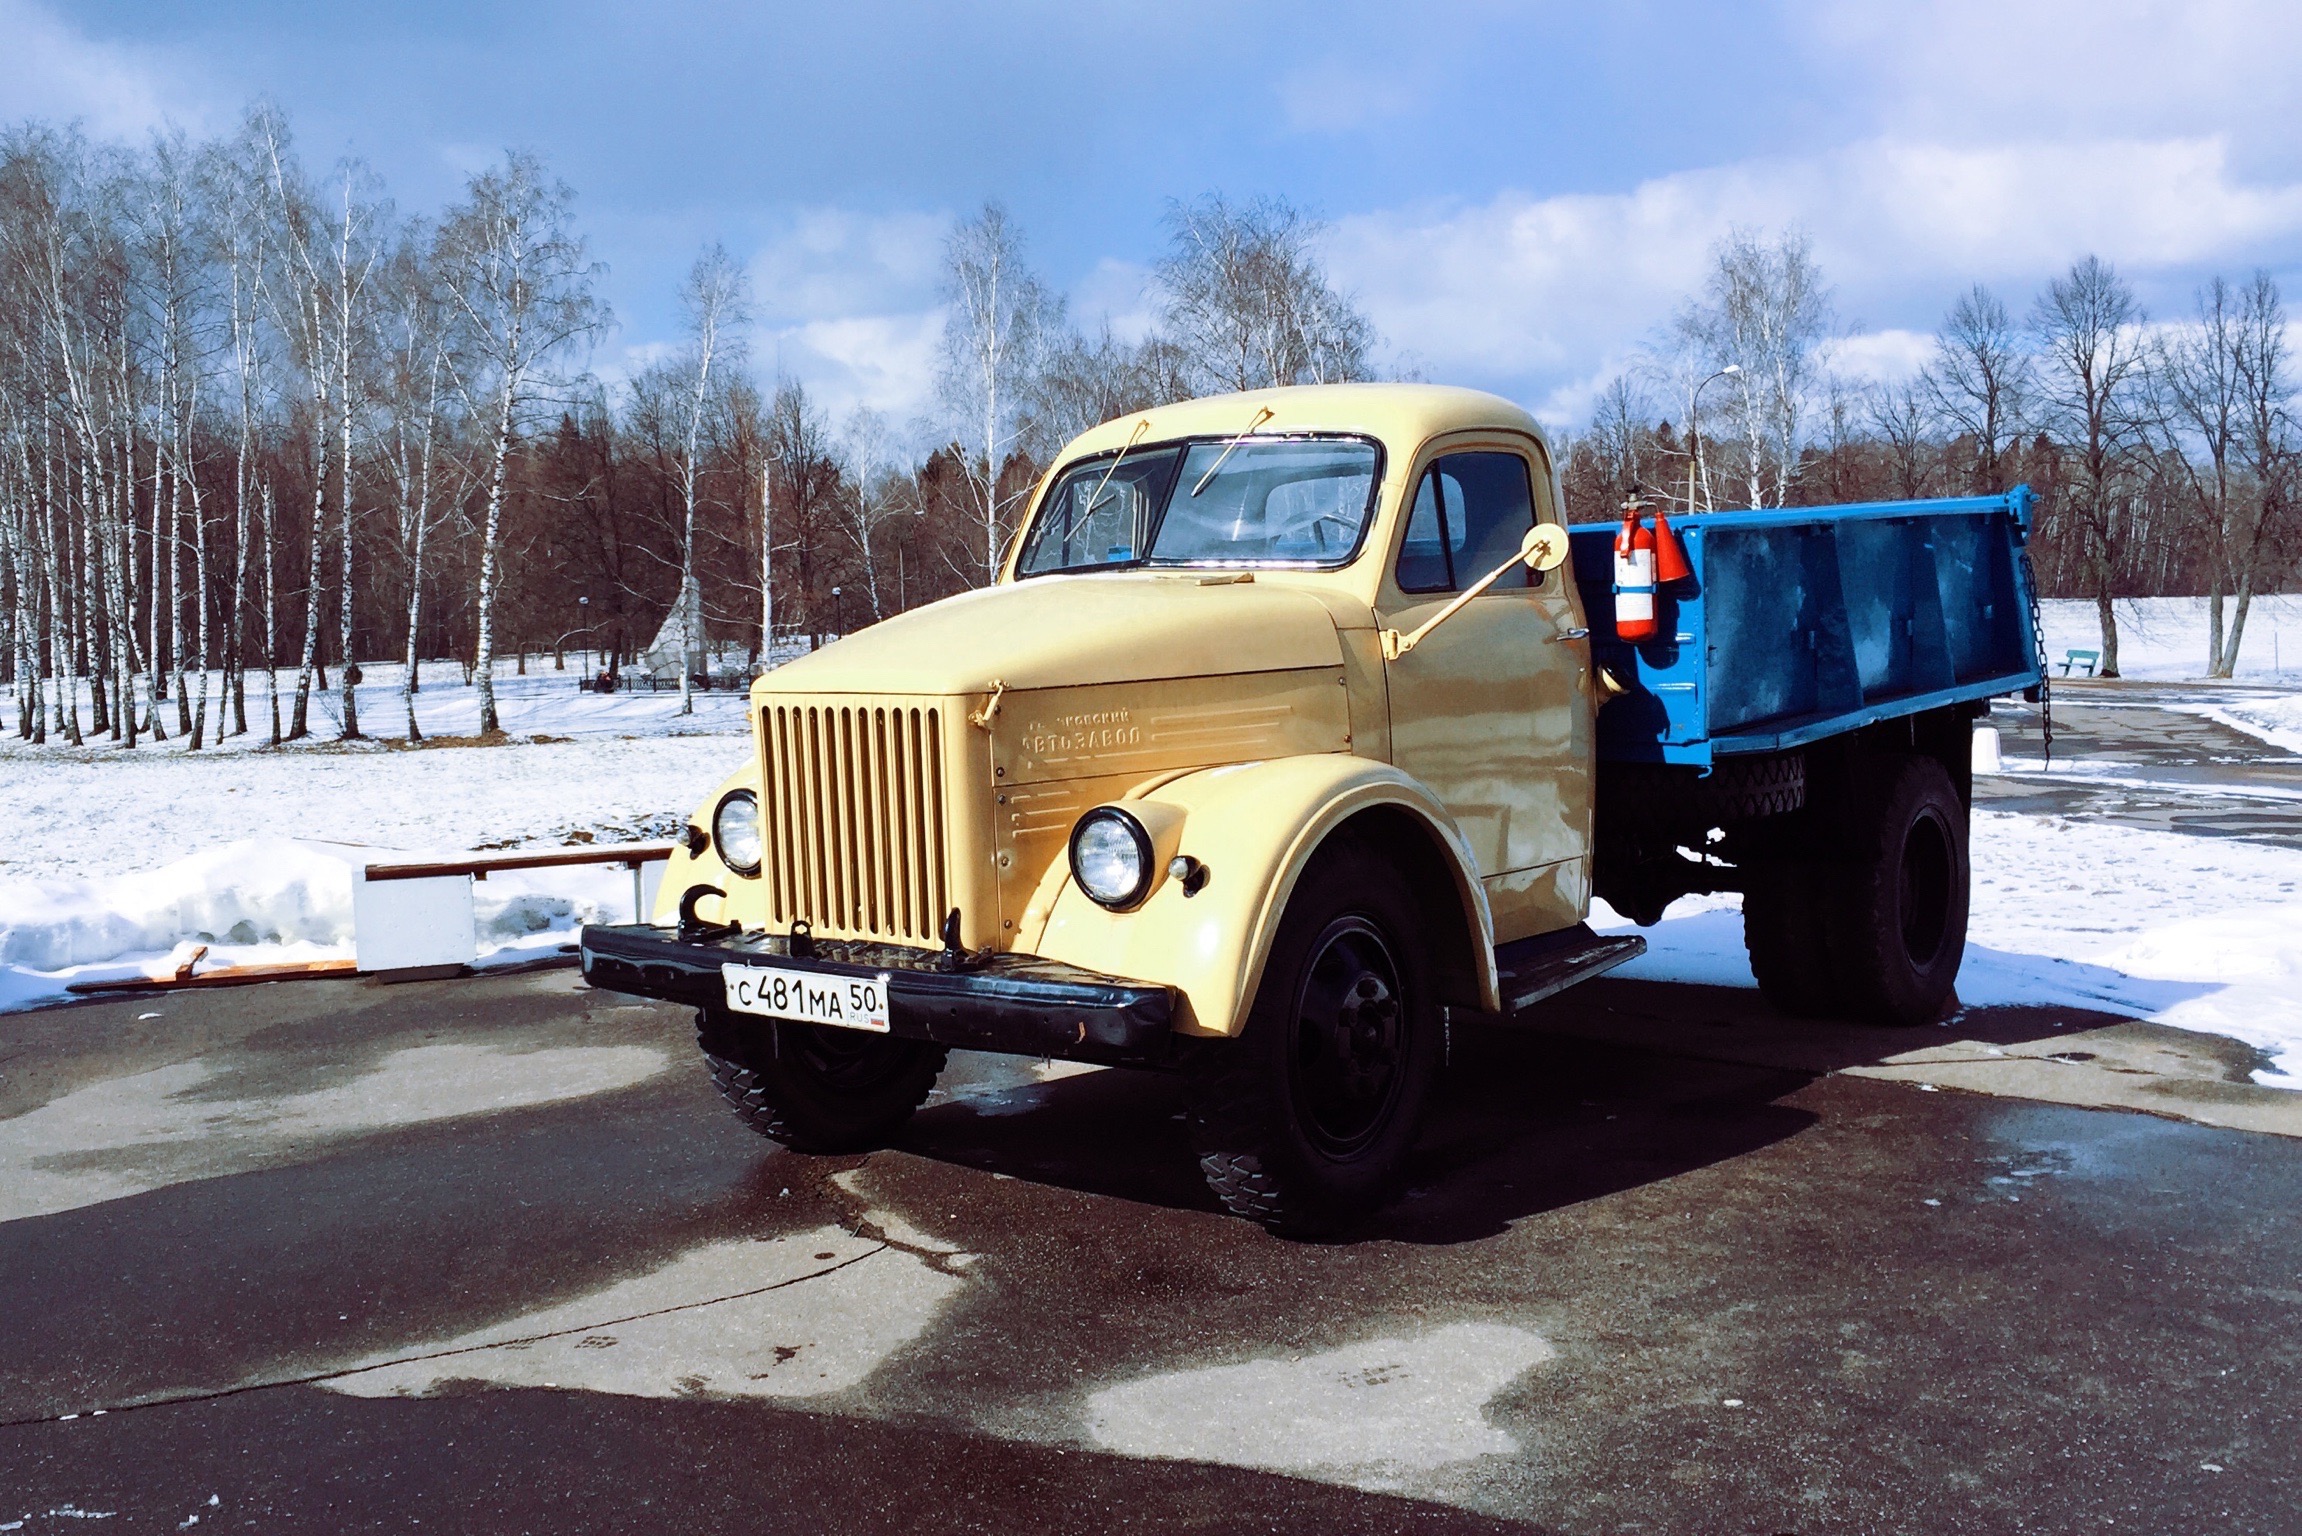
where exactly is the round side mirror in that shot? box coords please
[1520,523,1570,573]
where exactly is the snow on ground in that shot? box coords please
[2039,595,2302,683]
[7,639,2302,1090]
[0,660,760,1010]
[3,733,745,881]
[1598,808,2302,1088]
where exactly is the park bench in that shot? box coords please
[2059,648,2100,676]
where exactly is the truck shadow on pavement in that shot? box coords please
[898,974,2165,1246]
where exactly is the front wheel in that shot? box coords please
[1186,841,1441,1235]
[696,1012,946,1152]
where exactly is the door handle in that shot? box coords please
[1552,627,1590,642]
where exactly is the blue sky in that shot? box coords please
[6,0,2301,431]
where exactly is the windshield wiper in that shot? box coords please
[1082,416,1152,519]
[1189,404,1276,497]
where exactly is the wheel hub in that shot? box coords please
[1290,918,1409,1155]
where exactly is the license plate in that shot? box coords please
[721,963,892,1033]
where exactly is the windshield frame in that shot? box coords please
[1013,431,1388,580]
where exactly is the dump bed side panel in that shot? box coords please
[1568,490,2043,766]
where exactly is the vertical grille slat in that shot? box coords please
[754,699,950,945]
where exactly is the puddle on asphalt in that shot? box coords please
[0,1042,671,1223]
[321,1224,965,1402]
[1083,1321,1555,1490]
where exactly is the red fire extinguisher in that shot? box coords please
[1613,502,1658,643]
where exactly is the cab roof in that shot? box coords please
[1053,382,1550,465]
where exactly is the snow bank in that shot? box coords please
[2170,694,2302,757]
[0,837,642,1012]
[0,838,352,971]
[1598,809,2302,1088]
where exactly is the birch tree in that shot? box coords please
[835,406,899,620]
[937,203,1052,581]
[324,162,386,739]
[437,151,602,734]
[2031,256,2147,676]
[1923,284,2029,494]
[2150,278,2246,674]
[375,227,459,739]
[1156,195,1372,396]
[1673,229,1833,509]
[668,243,748,714]
[2226,271,2298,678]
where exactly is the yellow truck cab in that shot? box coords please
[582,382,2043,1232]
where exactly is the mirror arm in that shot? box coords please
[1381,556,1520,659]
[1381,524,1569,660]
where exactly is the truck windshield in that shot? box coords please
[1015,436,1380,577]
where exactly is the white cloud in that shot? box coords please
[763,310,946,433]
[1795,0,2302,152]
[1067,256,1158,343]
[1821,329,1935,388]
[0,0,214,138]
[747,206,948,329]
[728,208,954,429]
[1328,132,2302,422]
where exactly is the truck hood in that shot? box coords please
[760,572,1349,695]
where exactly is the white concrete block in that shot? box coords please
[353,873,477,972]
[1971,724,2003,774]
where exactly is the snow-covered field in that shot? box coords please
[1,663,755,1009]
[5,638,2302,1089]
[2039,595,2302,682]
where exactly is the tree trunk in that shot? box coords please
[262,479,282,745]
[290,434,325,739]
[473,381,515,735]
[338,326,361,740]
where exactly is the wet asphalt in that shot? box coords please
[3,690,2300,1534]
[1980,681,2302,848]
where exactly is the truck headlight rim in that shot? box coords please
[1070,806,1154,910]
[712,788,764,877]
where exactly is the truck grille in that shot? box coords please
[757,702,950,944]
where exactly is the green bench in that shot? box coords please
[2059,648,2100,676]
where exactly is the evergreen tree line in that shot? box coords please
[1559,232,2300,677]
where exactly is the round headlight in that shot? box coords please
[1070,807,1152,910]
[712,789,763,876]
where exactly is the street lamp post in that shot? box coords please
[831,586,843,640]
[1687,364,1741,513]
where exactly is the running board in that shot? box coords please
[1492,922,1647,1018]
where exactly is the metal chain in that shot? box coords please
[2019,545,2053,764]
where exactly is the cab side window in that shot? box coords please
[1393,451,1538,594]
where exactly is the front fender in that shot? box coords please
[1027,754,1498,1037]
[652,763,764,927]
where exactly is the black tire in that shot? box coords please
[1742,862,1841,1017]
[1185,840,1442,1235]
[1825,754,1970,1026]
[696,1011,946,1153]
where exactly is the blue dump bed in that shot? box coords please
[1566,489,2045,766]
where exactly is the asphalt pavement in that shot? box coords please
[4,690,2300,1534]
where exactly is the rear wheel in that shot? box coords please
[1742,861,1841,1017]
[1825,754,1969,1026]
[696,1012,946,1152]
[1186,841,1441,1235]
